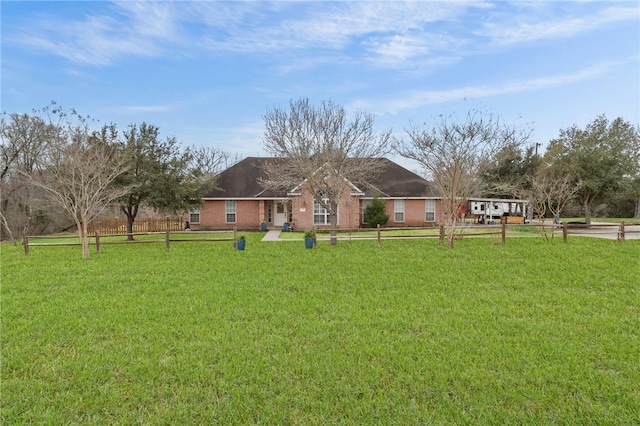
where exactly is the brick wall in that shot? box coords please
[189,197,442,230]
[291,191,361,230]
[386,199,441,227]
[188,200,261,229]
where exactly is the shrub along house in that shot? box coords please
[185,157,443,230]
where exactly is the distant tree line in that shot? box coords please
[481,114,640,224]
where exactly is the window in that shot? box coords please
[425,200,435,222]
[267,202,272,223]
[314,196,331,225]
[225,200,236,223]
[189,209,200,224]
[394,199,405,222]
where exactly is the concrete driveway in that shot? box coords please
[567,222,640,240]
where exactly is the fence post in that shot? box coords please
[439,225,444,245]
[23,235,29,256]
[377,224,381,248]
[165,229,170,251]
[618,221,625,242]
[95,230,101,254]
[562,221,568,243]
[233,227,237,250]
[313,226,318,248]
[501,220,506,245]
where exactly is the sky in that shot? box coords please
[2,1,639,171]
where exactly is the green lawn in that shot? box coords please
[2,235,639,424]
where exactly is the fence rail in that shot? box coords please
[22,228,237,256]
[21,222,638,255]
[311,221,638,246]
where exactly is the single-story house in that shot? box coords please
[184,157,444,230]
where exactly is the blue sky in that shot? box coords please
[2,1,639,170]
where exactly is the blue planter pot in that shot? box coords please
[305,238,314,249]
[283,223,290,232]
[237,239,246,250]
[260,223,267,231]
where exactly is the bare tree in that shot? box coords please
[531,173,580,240]
[522,173,579,241]
[185,145,240,199]
[189,145,240,180]
[24,109,130,258]
[261,98,392,245]
[1,112,59,243]
[397,108,532,248]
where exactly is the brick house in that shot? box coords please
[185,157,443,230]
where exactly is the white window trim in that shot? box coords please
[225,200,237,223]
[189,209,200,224]
[425,200,436,222]
[313,197,332,225]
[394,199,405,223]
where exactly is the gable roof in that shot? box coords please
[203,157,287,199]
[364,158,438,198]
[203,157,438,199]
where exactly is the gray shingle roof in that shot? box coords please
[364,158,438,198]
[203,157,438,199]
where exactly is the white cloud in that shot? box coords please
[363,34,431,65]
[8,0,637,73]
[14,3,174,66]
[380,61,622,113]
[480,5,640,45]
[9,1,482,66]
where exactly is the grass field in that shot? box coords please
[2,234,639,424]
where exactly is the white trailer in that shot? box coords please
[470,201,507,218]
[468,199,528,224]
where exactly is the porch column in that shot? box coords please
[259,199,265,223]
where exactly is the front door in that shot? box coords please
[274,201,287,227]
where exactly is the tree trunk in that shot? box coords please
[0,212,16,245]
[78,220,90,259]
[126,215,135,241]
[583,198,592,226]
[121,204,138,241]
[447,219,456,249]
[635,193,640,219]
[330,203,338,246]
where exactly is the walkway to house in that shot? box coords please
[261,229,283,241]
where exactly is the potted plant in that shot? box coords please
[283,222,290,232]
[260,221,267,231]
[304,230,314,249]
[237,235,246,251]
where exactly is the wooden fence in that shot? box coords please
[311,221,638,246]
[88,217,184,236]
[21,222,638,256]
[22,228,237,256]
